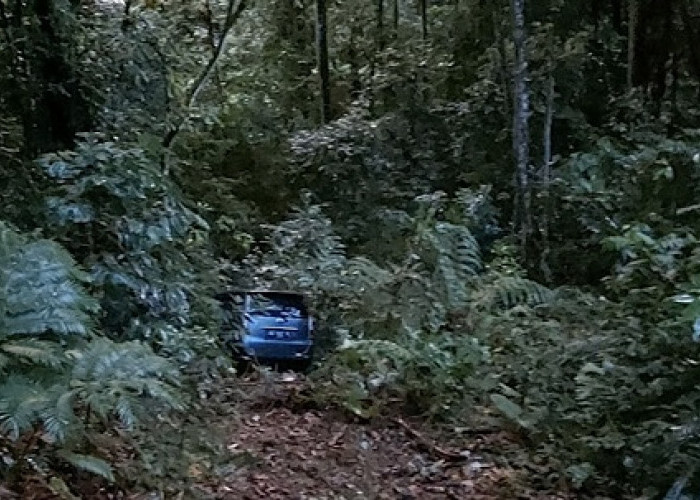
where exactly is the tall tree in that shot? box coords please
[316,0,331,123]
[511,0,532,260]
[540,55,555,283]
[377,0,385,51]
[627,0,638,89]
[681,0,700,98]
[0,0,91,155]
[393,0,399,31]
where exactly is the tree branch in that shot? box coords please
[162,0,246,162]
[204,0,225,100]
[393,417,469,462]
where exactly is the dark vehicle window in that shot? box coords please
[248,293,307,317]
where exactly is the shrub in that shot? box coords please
[0,222,182,485]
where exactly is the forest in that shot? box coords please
[1,0,700,498]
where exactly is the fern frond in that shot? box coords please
[0,375,51,440]
[339,338,414,365]
[115,396,135,429]
[70,339,184,428]
[0,232,96,339]
[57,450,115,482]
[471,275,554,312]
[346,257,394,292]
[0,375,77,443]
[0,339,66,369]
[415,222,482,309]
[0,352,9,371]
[72,339,179,382]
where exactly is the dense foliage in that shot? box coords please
[2,0,700,497]
[0,222,181,485]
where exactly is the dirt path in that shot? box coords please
[192,372,572,500]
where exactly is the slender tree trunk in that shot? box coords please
[511,0,532,261]
[377,0,385,51]
[590,0,600,25]
[671,51,678,111]
[681,0,700,100]
[420,0,428,39]
[627,0,638,90]
[348,23,362,100]
[122,0,132,29]
[612,0,623,33]
[0,0,32,157]
[316,0,331,124]
[204,0,225,100]
[30,0,89,153]
[393,0,399,32]
[493,14,511,120]
[540,60,555,283]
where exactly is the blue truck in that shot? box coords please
[216,290,314,368]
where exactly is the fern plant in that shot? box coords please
[0,222,183,488]
[0,222,97,373]
[469,275,554,313]
[312,333,488,419]
[337,192,485,340]
[70,338,184,430]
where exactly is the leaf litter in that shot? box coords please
[11,370,575,499]
[193,370,573,500]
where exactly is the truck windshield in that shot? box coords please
[248,293,307,317]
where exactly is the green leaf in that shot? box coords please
[490,394,523,421]
[579,362,606,376]
[565,462,594,488]
[57,450,115,482]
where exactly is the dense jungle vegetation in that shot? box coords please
[2,0,700,498]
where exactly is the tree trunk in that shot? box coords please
[611,0,623,33]
[420,0,428,39]
[316,0,331,123]
[511,0,532,261]
[627,0,638,90]
[393,0,399,31]
[539,60,555,283]
[122,0,132,29]
[681,0,700,99]
[204,0,225,100]
[493,13,511,120]
[28,0,90,154]
[671,51,678,112]
[377,0,384,51]
[348,23,362,100]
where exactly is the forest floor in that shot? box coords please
[18,370,577,500]
[183,370,573,499]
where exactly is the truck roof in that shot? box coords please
[215,289,306,299]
